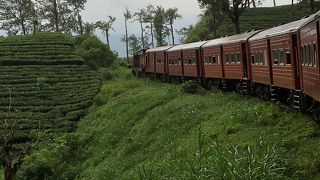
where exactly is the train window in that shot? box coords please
[178,58,181,65]
[236,53,241,64]
[285,49,291,65]
[251,53,255,64]
[307,44,311,66]
[259,51,263,65]
[230,53,235,64]
[264,50,268,65]
[192,57,197,65]
[226,54,230,64]
[302,46,306,65]
[313,44,318,67]
[279,49,284,65]
[217,55,221,64]
[212,56,216,64]
[273,50,279,65]
[310,44,315,67]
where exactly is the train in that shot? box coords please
[132,11,320,120]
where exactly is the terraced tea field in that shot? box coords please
[0,33,101,147]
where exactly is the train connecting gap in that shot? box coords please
[133,11,320,120]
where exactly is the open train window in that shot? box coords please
[310,44,315,67]
[212,56,216,64]
[192,57,197,65]
[301,46,306,65]
[314,44,317,67]
[230,53,235,64]
[251,53,255,64]
[259,51,263,65]
[178,58,181,65]
[307,44,311,66]
[285,49,291,65]
[226,54,230,64]
[236,53,241,64]
[279,49,284,65]
[273,50,279,65]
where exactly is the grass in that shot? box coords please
[16,69,320,179]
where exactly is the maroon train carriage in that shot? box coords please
[202,31,260,91]
[133,49,147,77]
[145,46,173,79]
[298,11,320,115]
[249,18,310,101]
[166,41,208,82]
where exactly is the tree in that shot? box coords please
[0,86,39,180]
[67,0,87,35]
[273,0,276,6]
[124,7,132,63]
[128,34,141,56]
[95,16,116,47]
[310,0,315,12]
[165,8,182,45]
[0,0,35,35]
[177,25,194,43]
[221,0,250,34]
[35,0,86,33]
[198,0,225,38]
[153,6,167,46]
[74,34,116,68]
[83,22,95,35]
[144,4,155,48]
[134,9,147,49]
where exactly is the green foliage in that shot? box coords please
[181,80,200,94]
[17,76,320,179]
[74,34,116,68]
[0,32,101,179]
[188,5,312,42]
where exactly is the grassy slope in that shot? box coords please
[17,70,320,179]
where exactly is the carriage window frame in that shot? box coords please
[230,53,235,64]
[251,52,255,65]
[279,49,285,65]
[236,52,241,64]
[302,46,306,66]
[313,43,318,67]
[306,44,311,66]
[285,48,291,65]
[272,49,279,65]
[259,51,264,65]
[225,54,230,64]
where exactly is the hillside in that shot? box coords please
[187,5,311,42]
[14,70,320,179]
[0,33,101,179]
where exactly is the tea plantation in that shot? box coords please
[0,33,101,147]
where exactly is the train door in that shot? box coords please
[241,43,248,79]
[291,34,300,89]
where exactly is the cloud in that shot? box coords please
[81,0,203,57]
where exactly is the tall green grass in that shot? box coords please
[16,77,320,179]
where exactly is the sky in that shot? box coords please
[0,0,299,57]
[81,0,299,57]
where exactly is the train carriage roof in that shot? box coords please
[146,45,174,53]
[167,41,209,52]
[203,31,260,48]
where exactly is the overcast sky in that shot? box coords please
[80,0,298,57]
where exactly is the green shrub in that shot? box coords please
[74,34,116,68]
[181,80,199,94]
